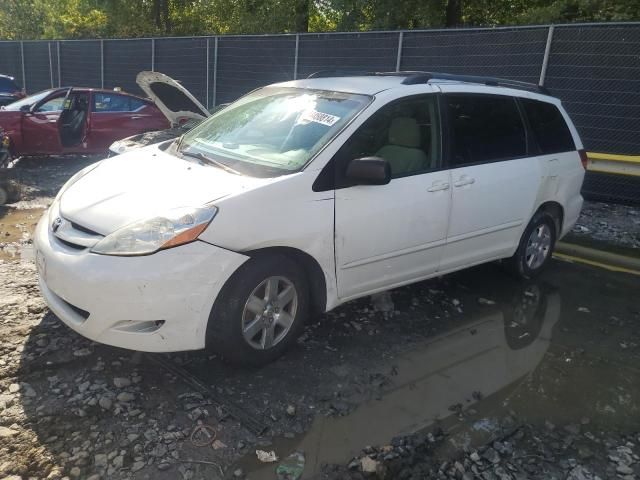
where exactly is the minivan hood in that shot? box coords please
[136,71,210,126]
[59,145,266,234]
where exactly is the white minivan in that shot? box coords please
[34,72,586,365]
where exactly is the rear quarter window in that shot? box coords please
[129,98,147,111]
[521,99,575,155]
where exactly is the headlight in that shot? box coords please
[90,206,217,256]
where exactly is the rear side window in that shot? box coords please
[521,99,575,155]
[93,93,141,112]
[446,94,527,166]
[0,77,19,92]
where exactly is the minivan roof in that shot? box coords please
[275,75,416,95]
[275,71,553,98]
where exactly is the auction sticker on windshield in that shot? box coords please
[300,110,340,127]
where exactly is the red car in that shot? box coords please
[0,87,169,158]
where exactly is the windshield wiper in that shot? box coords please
[179,150,242,175]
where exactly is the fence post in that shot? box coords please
[539,25,555,87]
[100,39,105,88]
[151,38,156,72]
[57,41,61,87]
[48,42,54,88]
[212,36,218,107]
[206,38,210,108]
[293,34,299,80]
[20,41,26,91]
[396,31,404,72]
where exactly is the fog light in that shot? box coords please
[112,320,165,333]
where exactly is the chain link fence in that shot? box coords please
[1,23,639,203]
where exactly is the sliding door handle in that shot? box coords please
[453,176,475,187]
[427,181,450,192]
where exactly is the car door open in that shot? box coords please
[59,90,90,150]
[332,95,451,300]
[19,89,70,155]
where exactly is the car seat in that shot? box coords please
[61,96,88,147]
[375,117,429,176]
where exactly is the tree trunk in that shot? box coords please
[294,0,310,32]
[445,0,463,27]
[162,0,171,33]
[152,0,161,30]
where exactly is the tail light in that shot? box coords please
[578,149,588,170]
[14,89,26,99]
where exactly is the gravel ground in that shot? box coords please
[327,424,640,479]
[0,157,639,480]
[570,201,640,251]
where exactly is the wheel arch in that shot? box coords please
[535,201,564,237]
[245,246,328,317]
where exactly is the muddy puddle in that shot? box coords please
[202,262,640,479]
[0,206,46,261]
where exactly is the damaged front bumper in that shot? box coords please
[33,213,248,352]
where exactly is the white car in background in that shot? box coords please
[34,71,585,365]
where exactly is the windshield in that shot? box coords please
[2,89,56,111]
[177,87,371,174]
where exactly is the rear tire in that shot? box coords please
[506,211,557,280]
[206,254,309,366]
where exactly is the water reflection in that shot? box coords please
[238,280,561,478]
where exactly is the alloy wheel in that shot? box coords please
[525,224,552,270]
[241,276,298,350]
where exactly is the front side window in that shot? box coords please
[337,95,441,178]
[177,87,371,175]
[36,95,65,112]
[3,89,56,111]
[446,94,527,166]
[521,98,575,155]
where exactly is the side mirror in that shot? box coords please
[19,104,31,113]
[345,156,391,186]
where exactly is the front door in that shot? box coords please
[20,90,69,155]
[333,95,451,300]
[439,93,540,271]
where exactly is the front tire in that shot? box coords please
[206,254,309,366]
[506,211,557,280]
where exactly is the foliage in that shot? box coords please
[0,0,638,39]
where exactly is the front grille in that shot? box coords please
[55,237,86,250]
[52,216,103,249]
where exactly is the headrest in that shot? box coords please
[388,117,421,148]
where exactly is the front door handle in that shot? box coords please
[453,175,475,187]
[427,181,450,192]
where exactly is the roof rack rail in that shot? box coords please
[307,69,373,78]
[306,69,549,95]
[307,70,429,79]
[401,71,549,94]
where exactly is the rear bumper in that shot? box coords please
[34,214,248,352]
